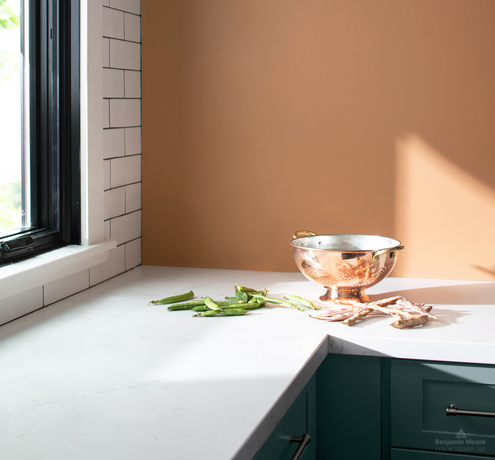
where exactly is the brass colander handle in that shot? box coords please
[293,230,316,239]
[372,246,405,261]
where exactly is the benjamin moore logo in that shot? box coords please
[435,430,487,453]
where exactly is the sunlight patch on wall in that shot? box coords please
[394,133,495,280]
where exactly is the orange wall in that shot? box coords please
[142,0,495,280]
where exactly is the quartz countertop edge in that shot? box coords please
[0,265,494,460]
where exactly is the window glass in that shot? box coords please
[0,0,26,236]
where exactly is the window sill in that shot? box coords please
[0,240,116,302]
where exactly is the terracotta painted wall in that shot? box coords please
[142,0,495,280]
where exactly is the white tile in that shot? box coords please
[102,6,124,39]
[109,39,140,70]
[124,70,140,98]
[104,187,126,220]
[103,99,110,128]
[110,154,141,187]
[104,220,111,240]
[126,182,141,213]
[109,0,140,14]
[124,13,140,42]
[103,128,125,159]
[89,245,126,286]
[43,270,90,306]
[103,0,110,6]
[110,99,141,128]
[103,68,124,98]
[0,287,43,326]
[110,210,141,245]
[126,238,141,270]
[125,127,141,155]
[104,159,111,190]
[102,38,110,67]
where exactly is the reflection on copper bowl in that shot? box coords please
[290,231,404,302]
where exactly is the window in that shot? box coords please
[0,0,80,266]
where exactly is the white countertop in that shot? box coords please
[1,266,495,460]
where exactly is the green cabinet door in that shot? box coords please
[391,359,495,456]
[253,374,316,460]
[316,353,384,460]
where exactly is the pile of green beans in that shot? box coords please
[148,285,320,318]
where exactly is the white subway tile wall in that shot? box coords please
[125,126,141,155]
[0,288,43,326]
[98,0,142,284]
[103,128,125,159]
[43,271,90,307]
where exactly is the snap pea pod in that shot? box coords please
[283,295,320,310]
[193,302,262,312]
[168,300,230,311]
[167,300,208,311]
[235,290,249,302]
[225,297,244,304]
[251,294,303,311]
[223,308,248,316]
[234,285,269,297]
[228,302,262,310]
[219,302,261,310]
[193,310,220,317]
[249,296,266,306]
[148,290,194,306]
[194,308,248,317]
[204,297,222,310]
[234,284,259,293]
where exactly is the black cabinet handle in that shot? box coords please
[290,434,311,460]
[446,404,495,418]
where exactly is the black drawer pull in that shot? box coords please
[446,404,495,418]
[290,434,311,460]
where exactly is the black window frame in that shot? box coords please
[0,0,80,266]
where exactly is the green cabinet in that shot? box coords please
[253,355,495,460]
[316,354,383,460]
[391,359,495,458]
[253,373,317,460]
[253,354,383,460]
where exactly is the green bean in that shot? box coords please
[283,295,320,310]
[148,290,194,306]
[192,306,208,312]
[204,297,222,310]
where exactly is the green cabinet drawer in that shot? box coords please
[253,374,316,460]
[391,359,495,456]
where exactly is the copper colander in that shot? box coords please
[290,231,404,302]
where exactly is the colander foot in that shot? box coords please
[319,288,372,303]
